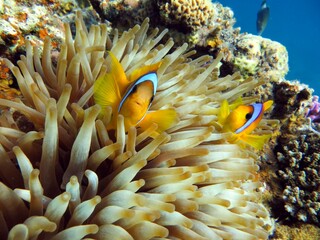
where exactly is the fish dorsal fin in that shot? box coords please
[218,97,243,125]
[263,100,273,111]
[218,100,230,125]
[93,72,121,115]
[107,51,129,94]
[229,97,243,110]
[128,62,162,85]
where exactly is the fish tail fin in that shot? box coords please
[138,109,179,133]
[240,133,272,150]
[263,100,273,111]
[93,72,120,116]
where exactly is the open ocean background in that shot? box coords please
[218,0,320,96]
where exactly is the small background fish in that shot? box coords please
[256,0,270,35]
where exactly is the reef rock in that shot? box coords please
[232,34,288,81]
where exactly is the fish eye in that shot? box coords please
[245,113,252,120]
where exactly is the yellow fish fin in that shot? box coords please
[138,109,178,132]
[263,100,273,111]
[218,100,230,125]
[93,72,121,115]
[107,51,129,94]
[128,62,162,83]
[240,133,272,150]
[229,97,243,110]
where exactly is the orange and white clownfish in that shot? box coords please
[218,99,273,149]
[93,51,178,132]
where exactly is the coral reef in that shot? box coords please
[259,81,320,227]
[276,132,320,224]
[0,10,275,240]
[0,0,98,59]
[271,80,311,120]
[1,0,63,56]
[89,0,157,27]
[89,0,237,48]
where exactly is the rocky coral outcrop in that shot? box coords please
[157,0,215,32]
[263,81,320,226]
[232,34,288,81]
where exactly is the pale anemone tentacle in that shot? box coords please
[0,12,275,240]
[44,192,71,228]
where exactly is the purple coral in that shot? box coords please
[305,95,320,122]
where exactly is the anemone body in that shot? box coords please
[0,12,273,240]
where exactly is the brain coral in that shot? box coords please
[158,0,215,32]
[0,12,274,239]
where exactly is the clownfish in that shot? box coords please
[93,51,178,132]
[218,99,273,149]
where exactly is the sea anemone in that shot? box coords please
[0,12,273,239]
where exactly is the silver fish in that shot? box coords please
[256,0,270,35]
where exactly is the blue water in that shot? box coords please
[218,0,320,96]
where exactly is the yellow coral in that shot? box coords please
[207,37,223,48]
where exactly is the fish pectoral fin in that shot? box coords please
[240,133,272,150]
[138,109,179,132]
[93,72,120,114]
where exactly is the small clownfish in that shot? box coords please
[93,51,178,132]
[218,99,273,150]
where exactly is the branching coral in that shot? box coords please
[275,132,320,224]
[258,80,320,228]
[267,82,320,225]
[0,12,273,239]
